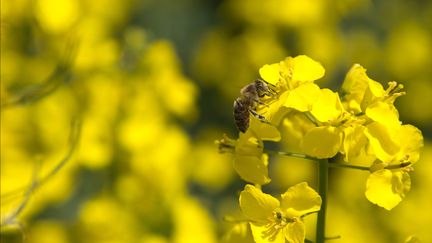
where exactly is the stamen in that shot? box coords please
[386,81,398,94]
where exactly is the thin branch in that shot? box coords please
[1,40,78,109]
[327,163,370,171]
[1,118,82,203]
[1,162,39,229]
[264,150,318,161]
[328,161,412,171]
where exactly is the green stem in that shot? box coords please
[328,161,411,171]
[264,150,317,161]
[316,159,328,243]
[264,149,412,172]
[327,163,370,171]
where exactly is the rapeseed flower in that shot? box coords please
[217,132,271,185]
[239,183,321,243]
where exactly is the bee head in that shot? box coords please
[254,79,272,97]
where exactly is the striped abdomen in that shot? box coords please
[233,98,251,133]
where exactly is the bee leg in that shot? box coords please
[252,98,271,108]
[264,98,277,106]
[268,85,277,94]
[249,109,271,124]
[257,92,273,99]
[255,100,277,110]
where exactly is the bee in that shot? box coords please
[233,79,274,133]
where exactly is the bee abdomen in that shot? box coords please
[233,98,250,133]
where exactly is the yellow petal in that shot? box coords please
[365,169,411,210]
[284,220,306,243]
[249,116,281,142]
[282,112,315,153]
[361,79,386,109]
[342,64,369,94]
[234,154,271,185]
[365,101,400,130]
[250,222,285,243]
[239,185,280,222]
[342,125,376,166]
[235,133,263,157]
[259,63,280,86]
[365,122,400,163]
[284,83,321,112]
[310,89,343,123]
[341,64,369,113]
[265,92,290,126]
[280,182,321,218]
[291,55,325,83]
[394,125,423,163]
[300,126,342,159]
[367,79,386,98]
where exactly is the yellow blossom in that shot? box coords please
[342,64,405,128]
[217,132,271,185]
[365,169,411,210]
[259,55,324,111]
[239,183,321,243]
[364,124,423,210]
[234,132,271,185]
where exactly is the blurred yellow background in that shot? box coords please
[1,0,431,242]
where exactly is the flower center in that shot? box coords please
[261,210,294,241]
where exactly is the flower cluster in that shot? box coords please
[219,55,423,242]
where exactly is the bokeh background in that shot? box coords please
[1,0,432,242]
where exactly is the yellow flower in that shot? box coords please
[216,104,281,185]
[340,64,423,169]
[342,64,405,130]
[239,183,321,243]
[258,55,325,126]
[365,123,423,166]
[259,55,351,159]
[365,169,411,211]
[234,132,271,185]
[364,123,423,210]
[216,132,271,185]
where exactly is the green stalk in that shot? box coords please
[316,159,328,243]
[327,163,369,171]
[264,150,316,161]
